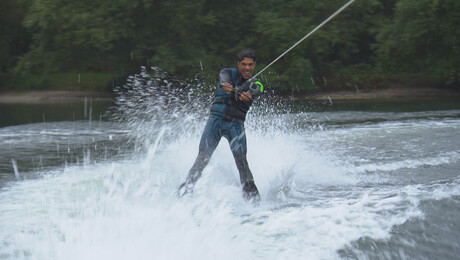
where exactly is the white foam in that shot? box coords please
[3,141,456,259]
[352,151,459,174]
[2,105,460,259]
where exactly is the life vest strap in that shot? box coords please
[212,98,231,105]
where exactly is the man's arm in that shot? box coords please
[239,78,263,102]
[219,68,232,85]
[239,92,252,102]
[219,68,234,94]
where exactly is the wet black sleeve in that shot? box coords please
[219,68,233,85]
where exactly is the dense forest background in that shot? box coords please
[1,0,459,93]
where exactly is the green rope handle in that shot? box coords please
[255,81,264,93]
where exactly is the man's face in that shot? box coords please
[238,57,256,80]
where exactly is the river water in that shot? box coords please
[0,74,459,259]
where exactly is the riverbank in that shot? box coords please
[0,87,459,104]
[299,87,460,103]
[0,90,113,104]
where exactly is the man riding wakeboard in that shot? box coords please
[178,49,264,201]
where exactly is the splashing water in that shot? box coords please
[1,67,460,260]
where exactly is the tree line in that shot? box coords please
[1,0,459,92]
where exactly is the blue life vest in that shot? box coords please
[211,68,253,123]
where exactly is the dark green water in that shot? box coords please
[0,100,113,128]
[1,99,459,129]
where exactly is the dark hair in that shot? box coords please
[238,49,256,62]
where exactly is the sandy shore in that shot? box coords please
[0,87,459,104]
[0,90,113,104]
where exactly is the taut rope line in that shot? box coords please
[253,0,356,78]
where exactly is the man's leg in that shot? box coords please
[179,117,221,196]
[234,153,260,201]
[227,123,260,200]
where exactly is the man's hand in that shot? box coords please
[239,92,252,102]
[221,82,233,94]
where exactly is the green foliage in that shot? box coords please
[251,0,383,91]
[1,0,459,92]
[375,0,460,86]
[0,0,30,72]
[16,0,138,73]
